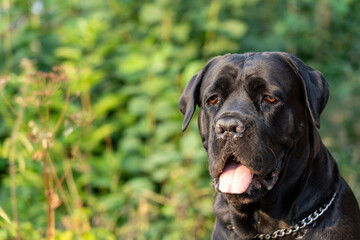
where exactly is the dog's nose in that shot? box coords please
[215,118,245,138]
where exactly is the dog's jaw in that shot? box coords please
[211,152,283,200]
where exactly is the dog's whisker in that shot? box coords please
[265,145,277,162]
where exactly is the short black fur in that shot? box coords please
[179,52,360,239]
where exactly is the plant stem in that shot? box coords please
[9,119,21,240]
[53,86,70,134]
[8,82,29,240]
[42,145,55,240]
[5,1,21,236]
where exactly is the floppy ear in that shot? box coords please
[178,58,218,132]
[281,53,329,128]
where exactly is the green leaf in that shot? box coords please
[118,53,148,77]
[125,177,156,194]
[54,47,82,60]
[139,4,164,24]
[221,20,248,39]
[127,96,149,117]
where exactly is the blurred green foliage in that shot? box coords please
[0,0,359,239]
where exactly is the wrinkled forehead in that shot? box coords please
[243,53,295,84]
[201,53,298,94]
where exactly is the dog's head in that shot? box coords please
[179,52,328,202]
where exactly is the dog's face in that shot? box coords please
[179,52,328,203]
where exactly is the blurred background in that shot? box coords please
[0,0,359,239]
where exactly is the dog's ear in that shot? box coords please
[281,53,329,128]
[178,58,218,132]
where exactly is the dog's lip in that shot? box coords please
[212,169,279,194]
[212,153,260,178]
[212,153,282,193]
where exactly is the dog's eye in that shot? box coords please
[207,96,219,105]
[263,95,279,104]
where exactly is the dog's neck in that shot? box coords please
[284,130,340,221]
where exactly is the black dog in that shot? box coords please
[179,52,360,239]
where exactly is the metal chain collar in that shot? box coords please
[253,193,337,239]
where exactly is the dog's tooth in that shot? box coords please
[254,180,262,189]
[212,178,220,192]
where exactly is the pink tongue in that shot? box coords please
[219,161,253,194]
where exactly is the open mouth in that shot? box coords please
[212,154,280,195]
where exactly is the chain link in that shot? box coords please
[254,193,336,239]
